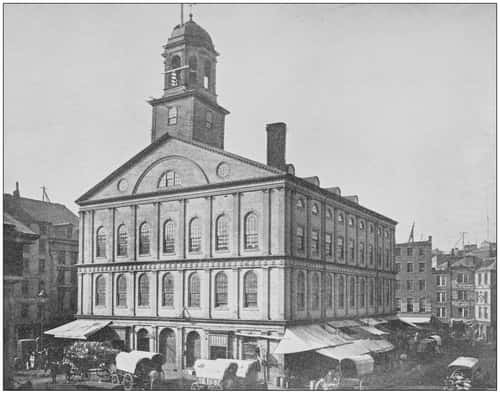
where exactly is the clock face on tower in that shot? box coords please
[216,162,230,179]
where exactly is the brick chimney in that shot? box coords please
[266,122,287,171]
[13,181,20,198]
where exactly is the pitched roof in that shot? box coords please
[76,132,283,204]
[4,193,78,226]
[450,255,482,269]
[4,212,38,236]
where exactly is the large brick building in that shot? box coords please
[3,185,79,341]
[62,18,397,379]
[394,237,433,321]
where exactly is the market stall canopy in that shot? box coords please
[342,355,374,376]
[328,320,360,329]
[398,316,431,325]
[273,324,351,354]
[448,357,479,370]
[316,341,371,360]
[357,326,388,336]
[44,319,112,340]
[359,317,388,326]
[357,339,395,353]
[115,351,163,374]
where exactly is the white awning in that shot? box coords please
[316,341,371,360]
[357,326,389,336]
[44,319,112,340]
[398,316,431,324]
[357,339,395,353]
[115,351,163,374]
[273,324,351,354]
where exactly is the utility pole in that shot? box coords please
[41,186,51,203]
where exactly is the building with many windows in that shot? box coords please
[55,18,397,380]
[3,184,79,342]
[474,259,496,341]
[394,237,433,323]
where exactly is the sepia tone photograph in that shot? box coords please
[3,2,496,390]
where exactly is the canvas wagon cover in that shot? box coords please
[193,359,238,380]
[115,351,162,374]
[448,357,479,370]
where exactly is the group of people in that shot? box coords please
[15,348,51,371]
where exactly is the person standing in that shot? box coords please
[29,352,36,370]
[50,361,58,385]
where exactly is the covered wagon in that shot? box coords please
[110,351,163,390]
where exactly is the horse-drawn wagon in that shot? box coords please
[110,351,164,390]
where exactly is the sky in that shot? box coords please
[4,3,496,251]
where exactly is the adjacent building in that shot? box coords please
[475,259,496,341]
[65,18,397,380]
[394,237,433,321]
[3,213,39,374]
[3,184,79,342]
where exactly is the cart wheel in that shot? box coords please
[123,374,134,391]
[110,374,119,385]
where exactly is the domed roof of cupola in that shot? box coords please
[167,18,216,53]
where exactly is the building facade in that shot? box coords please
[394,237,433,316]
[474,260,496,341]
[4,185,79,341]
[74,18,397,379]
[3,213,39,376]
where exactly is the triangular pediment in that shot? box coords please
[77,134,282,204]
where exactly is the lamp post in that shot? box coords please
[37,289,48,351]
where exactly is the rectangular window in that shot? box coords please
[296,226,305,252]
[349,239,355,262]
[71,252,78,265]
[167,107,177,125]
[57,250,66,265]
[419,263,425,272]
[437,292,446,302]
[419,248,424,256]
[359,242,365,264]
[311,230,319,256]
[396,280,400,290]
[395,298,401,311]
[407,280,413,290]
[39,259,45,273]
[206,111,213,129]
[325,233,333,257]
[436,275,446,287]
[407,298,414,312]
[395,248,401,256]
[437,307,446,318]
[419,280,426,291]
[22,280,29,295]
[336,237,345,260]
[407,247,413,256]
[458,290,467,301]
[407,263,413,273]
[478,307,483,319]
[395,263,400,273]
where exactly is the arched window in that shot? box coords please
[369,245,374,265]
[350,277,356,308]
[159,329,176,366]
[326,208,333,220]
[162,273,174,307]
[297,271,305,311]
[159,170,181,188]
[215,215,229,251]
[338,276,345,309]
[95,275,106,306]
[244,213,258,250]
[338,213,344,224]
[163,220,176,254]
[116,275,127,307]
[189,218,201,252]
[188,273,200,307]
[186,331,201,367]
[312,203,319,216]
[369,279,374,307]
[359,278,365,308]
[169,55,181,87]
[139,222,151,255]
[215,272,228,307]
[325,274,333,309]
[96,227,106,258]
[296,198,305,209]
[138,274,150,306]
[244,271,258,308]
[188,55,197,85]
[359,242,365,265]
[137,329,150,351]
[117,225,128,257]
[311,273,320,310]
[203,60,211,89]
[359,221,365,230]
